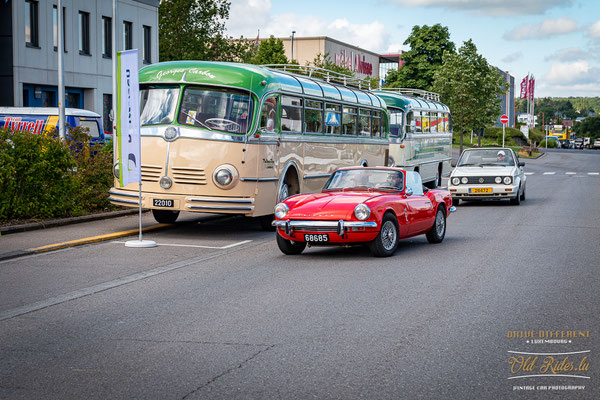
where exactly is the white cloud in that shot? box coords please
[386,43,405,54]
[390,0,575,16]
[227,0,272,38]
[503,18,579,40]
[544,61,600,85]
[544,47,589,62]
[589,21,600,38]
[501,51,523,63]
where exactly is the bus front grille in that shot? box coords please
[141,164,162,182]
[172,167,207,185]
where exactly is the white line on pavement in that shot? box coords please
[111,240,252,249]
[589,172,600,176]
[525,172,534,175]
[565,172,576,175]
[543,172,556,175]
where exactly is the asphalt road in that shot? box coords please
[1,151,599,399]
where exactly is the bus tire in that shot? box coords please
[257,214,276,231]
[152,209,179,224]
[278,169,299,202]
[276,232,306,255]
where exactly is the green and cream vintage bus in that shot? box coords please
[372,89,452,188]
[108,61,389,226]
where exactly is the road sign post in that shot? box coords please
[500,114,509,147]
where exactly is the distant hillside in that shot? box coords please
[515,97,599,121]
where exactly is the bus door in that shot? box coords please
[278,95,304,195]
[255,95,281,209]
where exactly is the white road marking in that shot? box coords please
[543,172,555,175]
[565,172,576,175]
[111,239,252,250]
[589,172,600,176]
[524,172,534,176]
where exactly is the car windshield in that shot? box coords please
[323,169,404,191]
[458,149,515,167]
[177,86,253,134]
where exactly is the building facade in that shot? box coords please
[0,0,159,133]
[277,36,380,81]
[496,68,515,128]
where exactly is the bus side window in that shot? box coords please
[430,112,438,133]
[405,111,414,134]
[260,96,278,133]
[422,112,429,133]
[281,95,302,133]
[414,111,422,134]
[372,110,382,138]
[304,99,323,134]
[325,103,341,135]
[389,109,402,137]
[358,108,371,137]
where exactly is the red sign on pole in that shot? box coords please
[500,114,509,124]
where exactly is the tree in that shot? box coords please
[250,36,288,65]
[159,0,252,62]
[573,116,600,138]
[432,40,506,154]
[384,24,455,90]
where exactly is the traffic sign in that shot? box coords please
[500,114,509,124]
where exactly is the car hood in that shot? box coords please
[285,192,380,220]
[452,166,516,176]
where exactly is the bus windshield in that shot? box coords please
[140,86,180,125]
[177,87,253,134]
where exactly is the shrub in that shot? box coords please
[539,139,558,148]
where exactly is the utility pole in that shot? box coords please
[291,31,296,62]
[57,0,65,140]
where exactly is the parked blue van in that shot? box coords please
[0,107,107,143]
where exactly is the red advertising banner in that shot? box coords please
[520,76,529,99]
[528,76,535,101]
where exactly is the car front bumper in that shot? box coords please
[272,219,379,243]
[449,183,519,200]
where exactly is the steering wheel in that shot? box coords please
[205,118,241,131]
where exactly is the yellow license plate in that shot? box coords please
[469,188,492,193]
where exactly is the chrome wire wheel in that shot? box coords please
[381,220,397,251]
[435,208,445,237]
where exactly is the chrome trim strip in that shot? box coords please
[240,177,279,182]
[188,198,254,204]
[303,173,331,179]
[186,205,254,211]
[108,189,139,198]
[108,196,139,205]
[141,126,247,143]
[272,219,378,231]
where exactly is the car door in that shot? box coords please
[404,171,434,234]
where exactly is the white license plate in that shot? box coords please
[304,234,329,243]
[153,199,174,207]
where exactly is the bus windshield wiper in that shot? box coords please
[181,111,213,131]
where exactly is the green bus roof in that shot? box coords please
[139,61,386,109]
[371,90,449,113]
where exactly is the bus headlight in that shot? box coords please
[451,177,460,186]
[113,162,120,179]
[503,176,512,185]
[354,204,371,220]
[160,176,173,189]
[274,203,289,219]
[212,164,239,189]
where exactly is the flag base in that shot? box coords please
[125,239,157,248]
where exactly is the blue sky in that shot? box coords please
[225,0,600,98]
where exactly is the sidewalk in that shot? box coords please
[0,211,222,262]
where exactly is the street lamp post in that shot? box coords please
[291,31,296,62]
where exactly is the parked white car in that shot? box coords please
[449,148,526,206]
[593,138,600,149]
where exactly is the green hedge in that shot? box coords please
[0,127,115,222]
[538,139,558,148]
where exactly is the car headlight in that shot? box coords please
[212,164,239,189]
[451,177,460,186]
[495,176,502,184]
[461,177,468,184]
[354,204,371,220]
[113,162,120,179]
[274,203,289,219]
[504,176,512,185]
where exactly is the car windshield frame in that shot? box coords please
[457,149,515,167]
[323,169,404,192]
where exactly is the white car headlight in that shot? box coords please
[495,176,502,184]
[504,176,512,185]
[451,177,460,186]
[461,177,468,184]
[354,204,371,220]
[274,203,289,219]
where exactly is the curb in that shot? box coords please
[0,209,145,236]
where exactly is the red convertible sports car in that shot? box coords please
[272,167,456,257]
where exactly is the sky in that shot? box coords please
[224,0,600,98]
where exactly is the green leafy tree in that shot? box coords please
[385,24,455,90]
[432,39,506,153]
[250,36,289,65]
[573,116,600,138]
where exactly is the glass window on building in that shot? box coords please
[143,25,152,63]
[325,103,341,135]
[123,21,133,50]
[25,0,39,48]
[102,17,112,58]
[53,6,67,51]
[103,94,113,134]
[78,11,90,55]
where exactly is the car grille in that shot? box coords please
[466,176,497,184]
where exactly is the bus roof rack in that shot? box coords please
[261,64,372,90]
[377,88,440,102]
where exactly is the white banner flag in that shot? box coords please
[117,49,141,187]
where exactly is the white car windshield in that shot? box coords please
[324,169,404,191]
[458,149,515,167]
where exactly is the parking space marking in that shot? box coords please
[589,172,600,176]
[111,239,252,249]
[543,172,556,175]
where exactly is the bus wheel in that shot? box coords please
[278,170,299,202]
[257,214,276,231]
[152,209,179,224]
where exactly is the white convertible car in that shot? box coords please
[449,147,526,206]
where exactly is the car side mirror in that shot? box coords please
[451,160,457,167]
[519,161,525,167]
[405,187,413,196]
